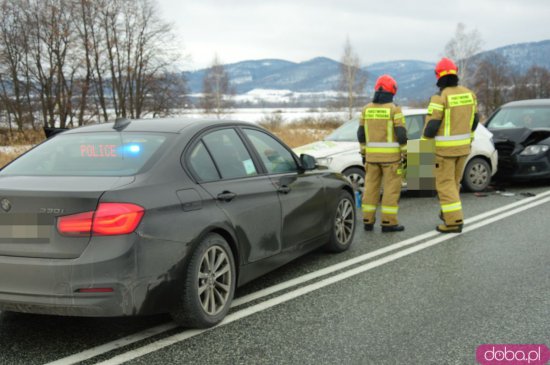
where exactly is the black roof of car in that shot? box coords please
[62,118,257,134]
[500,99,550,108]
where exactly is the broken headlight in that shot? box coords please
[520,145,549,156]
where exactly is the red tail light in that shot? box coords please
[57,211,94,237]
[57,203,144,237]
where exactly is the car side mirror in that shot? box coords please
[300,154,317,171]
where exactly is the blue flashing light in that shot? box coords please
[118,143,141,156]
[128,144,141,153]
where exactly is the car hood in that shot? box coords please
[293,141,358,158]
[490,127,550,146]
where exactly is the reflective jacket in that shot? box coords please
[424,86,477,157]
[361,102,406,163]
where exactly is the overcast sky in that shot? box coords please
[156,0,550,70]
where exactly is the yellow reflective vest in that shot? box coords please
[425,86,477,157]
[360,102,405,163]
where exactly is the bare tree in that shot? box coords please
[201,54,234,119]
[0,0,35,131]
[472,54,512,117]
[444,23,483,87]
[516,66,550,99]
[0,0,186,130]
[99,0,183,119]
[338,37,367,120]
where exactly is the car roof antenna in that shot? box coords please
[113,117,131,131]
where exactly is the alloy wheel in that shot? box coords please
[334,198,355,245]
[198,245,232,316]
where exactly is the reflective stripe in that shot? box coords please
[366,142,400,153]
[435,133,471,141]
[448,93,475,107]
[367,142,400,147]
[444,109,451,136]
[441,202,462,213]
[435,133,471,147]
[381,205,398,214]
[438,69,457,78]
[394,113,403,120]
[428,102,444,114]
[364,124,369,143]
[435,139,471,147]
[362,204,377,213]
[387,121,393,142]
[365,108,391,120]
[366,147,401,154]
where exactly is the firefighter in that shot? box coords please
[422,58,479,233]
[357,75,407,232]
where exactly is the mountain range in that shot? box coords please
[183,40,550,103]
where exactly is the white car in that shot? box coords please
[294,109,498,192]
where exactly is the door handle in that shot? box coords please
[216,191,237,202]
[277,185,291,194]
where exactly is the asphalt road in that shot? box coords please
[0,182,549,365]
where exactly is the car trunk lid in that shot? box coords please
[0,176,134,259]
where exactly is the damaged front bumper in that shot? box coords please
[494,141,550,180]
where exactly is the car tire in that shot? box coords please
[170,233,236,328]
[462,157,491,192]
[343,167,365,192]
[326,190,356,252]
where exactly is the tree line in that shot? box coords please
[0,0,186,132]
[1,4,549,135]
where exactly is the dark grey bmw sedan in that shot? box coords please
[0,118,356,328]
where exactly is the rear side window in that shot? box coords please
[0,132,169,176]
[188,141,220,181]
[202,129,258,180]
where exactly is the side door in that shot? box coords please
[241,128,330,251]
[186,127,282,263]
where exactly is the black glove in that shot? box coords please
[362,155,366,165]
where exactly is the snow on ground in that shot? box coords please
[0,108,351,153]
[190,88,343,106]
[174,107,349,124]
[0,145,32,154]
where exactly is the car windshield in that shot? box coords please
[486,106,550,129]
[0,132,170,176]
[326,113,427,141]
[325,119,359,141]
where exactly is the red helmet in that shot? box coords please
[374,74,398,95]
[435,58,458,79]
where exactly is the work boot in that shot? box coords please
[363,223,374,231]
[436,224,463,233]
[381,225,405,233]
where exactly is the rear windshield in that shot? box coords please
[0,132,170,176]
[486,106,550,129]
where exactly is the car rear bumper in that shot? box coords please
[0,235,189,317]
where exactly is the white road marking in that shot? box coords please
[94,193,550,365]
[44,189,550,365]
